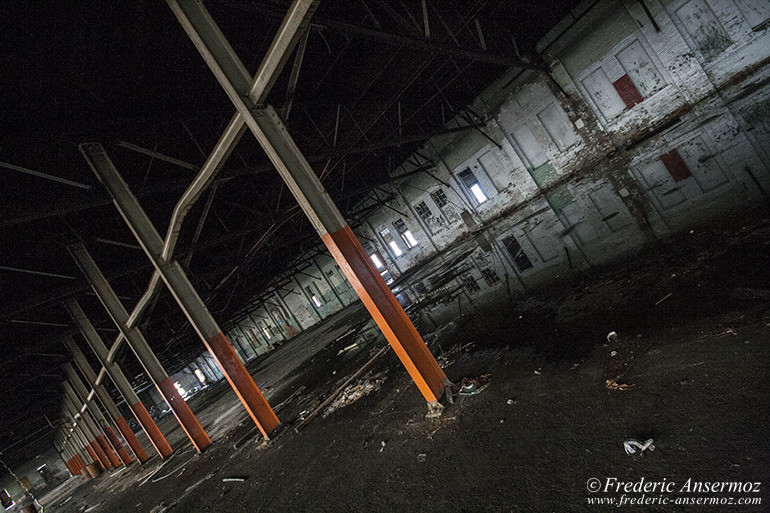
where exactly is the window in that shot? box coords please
[430,188,449,208]
[0,489,12,509]
[480,268,500,286]
[458,168,488,204]
[263,327,271,340]
[369,253,384,269]
[502,235,534,271]
[461,274,481,293]
[194,369,206,384]
[393,219,418,248]
[379,228,403,256]
[305,285,322,308]
[414,201,434,225]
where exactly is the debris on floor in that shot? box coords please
[417,453,426,462]
[606,379,634,391]
[222,477,246,483]
[337,342,358,355]
[624,439,655,455]
[323,375,387,417]
[457,374,491,396]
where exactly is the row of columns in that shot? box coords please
[53,0,452,478]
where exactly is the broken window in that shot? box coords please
[461,274,481,293]
[414,200,435,230]
[305,285,322,308]
[262,327,272,340]
[458,168,488,204]
[480,268,500,286]
[393,219,418,248]
[380,228,403,256]
[430,188,448,208]
[502,235,534,271]
[1,489,13,508]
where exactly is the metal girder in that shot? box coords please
[166,0,450,407]
[68,243,211,453]
[64,363,134,465]
[64,299,172,460]
[78,144,280,438]
[96,0,318,393]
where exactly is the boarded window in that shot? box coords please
[502,235,534,271]
[612,74,644,109]
[589,186,632,232]
[660,149,692,182]
[582,68,627,119]
[513,124,549,167]
[734,0,770,28]
[537,103,578,150]
[676,0,732,60]
[616,40,665,99]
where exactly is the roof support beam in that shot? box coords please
[68,243,211,453]
[166,0,450,409]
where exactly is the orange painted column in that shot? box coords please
[157,377,211,452]
[114,416,150,463]
[84,445,102,469]
[129,401,173,459]
[105,425,133,465]
[97,435,122,467]
[90,440,111,470]
[65,459,77,475]
[323,226,449,402]
[205,332,279,437]
[75,455,86,472]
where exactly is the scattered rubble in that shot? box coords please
[624,439,655,455]
[323,375,387,417]
[606,379,634,391]
[457,374,491,396]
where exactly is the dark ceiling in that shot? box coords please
[0,0,580,467]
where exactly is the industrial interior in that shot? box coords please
[1,0,769,511]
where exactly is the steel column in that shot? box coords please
[64,363,133,466]
[63,382,120,468]
[67,246,211,452]
[64,301,170,459]
[77,147,280,438]
[64,335,148,463]
[167,0,449,406]
[62,398,109,470]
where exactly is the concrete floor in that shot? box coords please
[40,219,770,512]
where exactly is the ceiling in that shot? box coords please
[0,0,581,467]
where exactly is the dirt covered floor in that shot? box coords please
[41,219,770,512]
